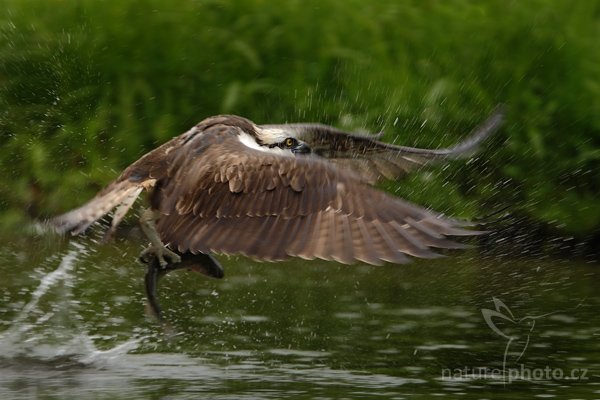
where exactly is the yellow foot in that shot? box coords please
[139,245,182,266]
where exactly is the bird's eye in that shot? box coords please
[284,138,296,148]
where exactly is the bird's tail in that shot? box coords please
[47,179,143,236]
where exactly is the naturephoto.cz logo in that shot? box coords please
[442,365,588,384]
[441,297,588,384]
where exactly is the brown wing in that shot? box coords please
[48,134,185,235]
[155,125,477,266]
[49,180,144,235]
[262,105,505,184]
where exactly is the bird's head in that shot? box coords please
[195,115,312,156]
[248,125,310,155]
[256,127,312,155]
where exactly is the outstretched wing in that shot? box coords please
[156,125,478,265]
[47,135,185,235]
[48,180,144,235]
[262,105,505,183]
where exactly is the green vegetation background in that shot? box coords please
[0,0,598,254]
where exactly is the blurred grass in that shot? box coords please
[0,0,598,253]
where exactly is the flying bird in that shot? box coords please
[49,107,504,319]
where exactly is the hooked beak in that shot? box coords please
[291,142,311,155]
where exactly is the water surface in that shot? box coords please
[1,235,598,399]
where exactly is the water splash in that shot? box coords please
[0,241,144,365]
[9,242,82,328]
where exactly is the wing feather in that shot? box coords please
[262,106,505,183]
[49,112,496,269]
[48,179,147,235]
[152,122,483,265]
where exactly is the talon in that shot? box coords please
[138,252,152,264]
[140,245,181,267]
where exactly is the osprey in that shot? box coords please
[50,107,504,319]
